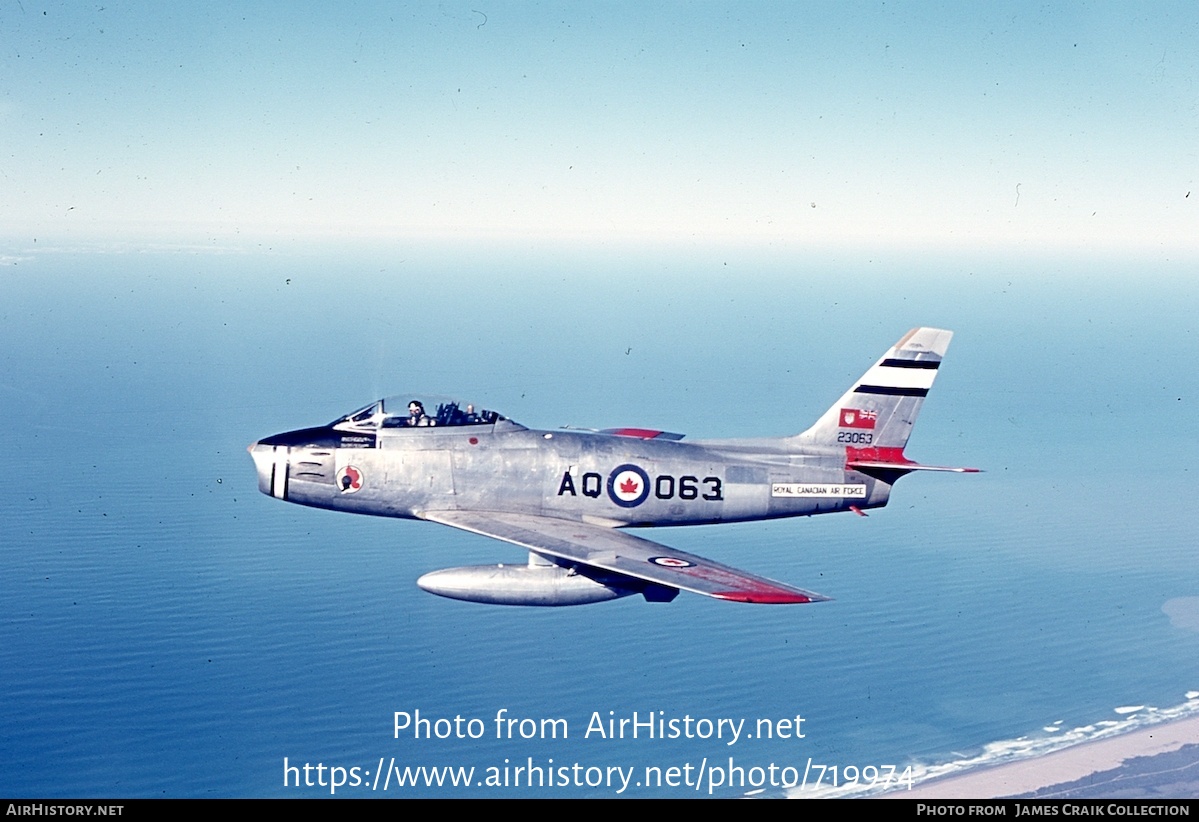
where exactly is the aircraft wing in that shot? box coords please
[422,510,829,604]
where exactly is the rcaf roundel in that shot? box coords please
[649,556,695,568]
[607,464,650,508]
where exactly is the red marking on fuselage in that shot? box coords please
[607,428,664,439]
[844,445,915,468]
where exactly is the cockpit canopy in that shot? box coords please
[331,395,507,432]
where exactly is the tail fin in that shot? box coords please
[793,328,973,472]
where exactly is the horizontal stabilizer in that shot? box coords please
[848,461,980,473]
[845,446,980,474]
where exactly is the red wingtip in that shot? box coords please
[711,591,821,604]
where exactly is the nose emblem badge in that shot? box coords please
[336,465,364,493]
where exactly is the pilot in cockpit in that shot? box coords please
[406,400,435,427]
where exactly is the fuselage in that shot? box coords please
[248,417,893,527]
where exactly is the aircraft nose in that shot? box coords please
[248,439,288,499]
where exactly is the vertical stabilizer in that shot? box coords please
[793,327,953,452]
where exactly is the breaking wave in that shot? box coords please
[784,693,1199,798]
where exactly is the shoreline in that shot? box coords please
[880,715,1199,799]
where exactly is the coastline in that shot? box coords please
[880,715,1199,799]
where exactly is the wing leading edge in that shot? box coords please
[422,510,829,604]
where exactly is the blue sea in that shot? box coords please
[2,240,1197,797]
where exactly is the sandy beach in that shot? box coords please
[881,715,1199,798]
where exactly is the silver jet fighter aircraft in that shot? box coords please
[248,328,976,607]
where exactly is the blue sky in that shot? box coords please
[2,2,1196,251]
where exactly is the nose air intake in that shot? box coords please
[249,441,290,500]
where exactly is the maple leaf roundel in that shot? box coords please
[607,464,651,508]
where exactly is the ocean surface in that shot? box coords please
[2,241,1197,798]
